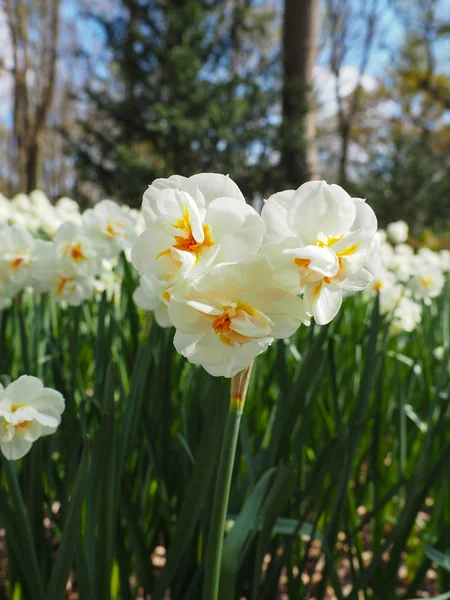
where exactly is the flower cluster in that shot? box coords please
[0,193,141,307]
[364,221,449,335]
[0,376,65,460]
[131,175,380,377]
[2,184,448,371]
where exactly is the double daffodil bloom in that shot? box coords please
[262,181,378,325]
[83,199,137,258]
[168,257,308,377]
[0,376,65,460]
[131,173,265,282]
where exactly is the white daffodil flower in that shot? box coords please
[132,173,265,281]
[10,193,32,214]
[0,225,49,288]
[378,283,403,316]
[121,205,146,235]
[54,221,101,277]
[32,241,95,305]
[365,267,398,297]
[262,181,378,325]
[415,247,442,268]
[386,220,409,245]
[408,265,445,305]
[0,376,65,460]
[83,200,137,258]
[55,197,83,227]
[389,253,413,283]
[395,243,414,258]
[168,257,308,377]
[48,274,96,306]
[390,296,422,335]
[133,274,172,327]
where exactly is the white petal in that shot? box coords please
[185,300,222,316]
[186,173,246,205]
[5,375,43,404]
[173,331,204,358]
[255,287,310,333]
[54,220,81,243]
[282,245,339,277]
[133,275,167,311]
[1,439,33,460]
[131,229,176,276]
[174,329,271,378]
[150,174,188,191]
[350,199,377,235]
[288,181,356,242]
[177,191,205,243]
[142,187,183,227]
[261,190,295,244]
[205,197,265,261]
[307,283,343,325]
[231,309,273,338]
[262,242,304,293]
[29,389,65,422]
[332,233,374,274]
[154,305,173,328]
[168,296,212,334]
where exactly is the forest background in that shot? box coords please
[0,0,449,231]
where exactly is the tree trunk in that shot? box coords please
[26,133,43,193]
[338,122,350,187]
[5,0,60,194]
[282,0,320,187]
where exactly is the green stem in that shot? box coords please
[202,402,242,600]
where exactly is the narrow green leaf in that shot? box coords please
[46,447,89,600]
[220,468,277,599]
[425,547,450,572]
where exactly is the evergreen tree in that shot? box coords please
[72,0,279,206]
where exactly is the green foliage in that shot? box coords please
[72,0,280,206]
[0,256,449,598]
[358,131,450,233]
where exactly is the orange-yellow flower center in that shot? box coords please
[15,421,31,431]
[156,205,215,262]
[420,275,433,287]
[318,235,343,248]
[106,219,127,239]
[374,280,383,291]
[56,276,74,295]
[211,303,268,348]
[295,240,360,288]
[5,405,31,432]
[63,242,86,263]
[294,258,311,269]
[11,257,24,268]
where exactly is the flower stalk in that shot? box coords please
[202,362,253,600]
